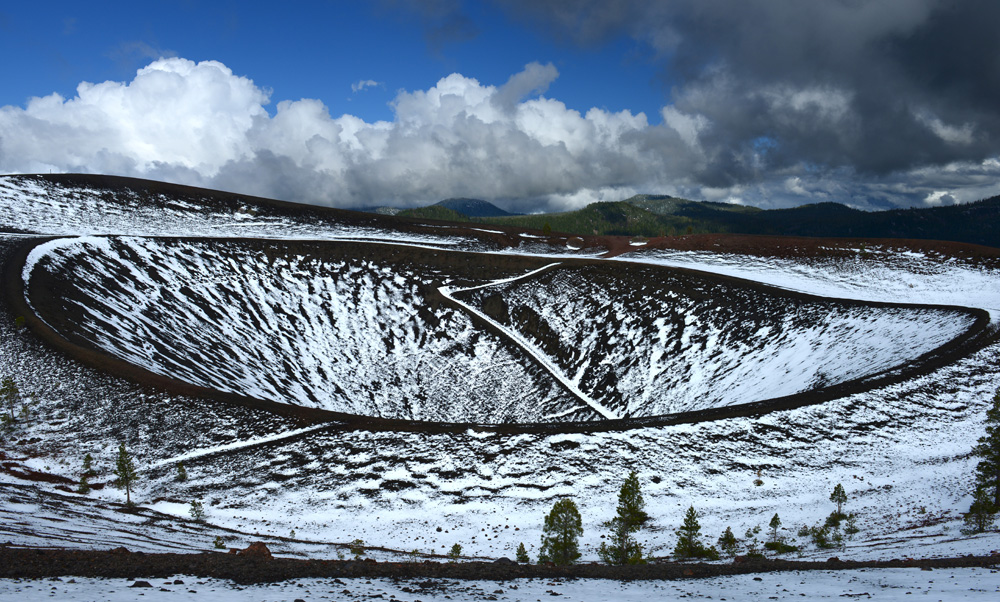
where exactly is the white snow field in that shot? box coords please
[2,174,1000,598]
[1,568,999,601]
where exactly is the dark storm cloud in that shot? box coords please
[4,4,1000,211]
[494,0,1000,187]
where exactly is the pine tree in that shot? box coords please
[539,498,583,565]
[674,506,702,559]
[448,543,462,562]
[1,377,18,423]
[830,484,847,518]
[189,500,206,522]
[768,513,782,543]
[515,542,530,563]
[78,453,96,494]
[176,461,188,482]
[598,470,650,565]
[674,506,719,560]
[963,487,997,534]
[113,443,138,507]
[972,390,1000,509]
[717,526,739,559]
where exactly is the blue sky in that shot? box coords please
[2,1,999,213]
[0,2,666,125]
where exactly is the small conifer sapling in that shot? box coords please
[673,506,719,560]
[515,542,530,563]
[78,453,96,494]
[717,526,739,559]
[113,443,138,507]
[190,500,206,522]
[1,377,19,423]
[768,513,781,543]
[830,484,847,520]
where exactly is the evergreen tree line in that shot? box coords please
[68,385,1000,560]
[523,470,859,565]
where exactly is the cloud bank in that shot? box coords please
[0,58,681,211]
[3,14,1000,214]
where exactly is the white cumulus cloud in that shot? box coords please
[0,57,683,211]
[2,57,998,212]
[351,79,381,93]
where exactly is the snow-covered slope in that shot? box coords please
[22,236,590,423]
[3,174,1000,576]
[456,262,975,416]
[20,234,975,423]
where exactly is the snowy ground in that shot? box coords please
[1,568,999,601]
[3,175,1000,597]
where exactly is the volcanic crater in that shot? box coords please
[20,234,982,428]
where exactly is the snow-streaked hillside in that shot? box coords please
[3,174,1000,578]
[456,262,975,416]
[21,235,975,423]
[23,236,590,423]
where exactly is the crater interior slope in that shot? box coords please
[21,234,977,424]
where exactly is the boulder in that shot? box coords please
[237,542,273,560]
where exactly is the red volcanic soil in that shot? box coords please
[1,544,998,584]
[593,231,1000,261]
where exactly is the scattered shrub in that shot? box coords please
[448,543,462,562]
[844,514,860,537]
[808,524,843,550]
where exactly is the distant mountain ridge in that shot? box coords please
[357,192,1000,248]
[434,198,517,217]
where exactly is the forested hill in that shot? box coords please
[386,193,1000,248]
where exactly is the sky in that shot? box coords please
[1,0,999,213]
